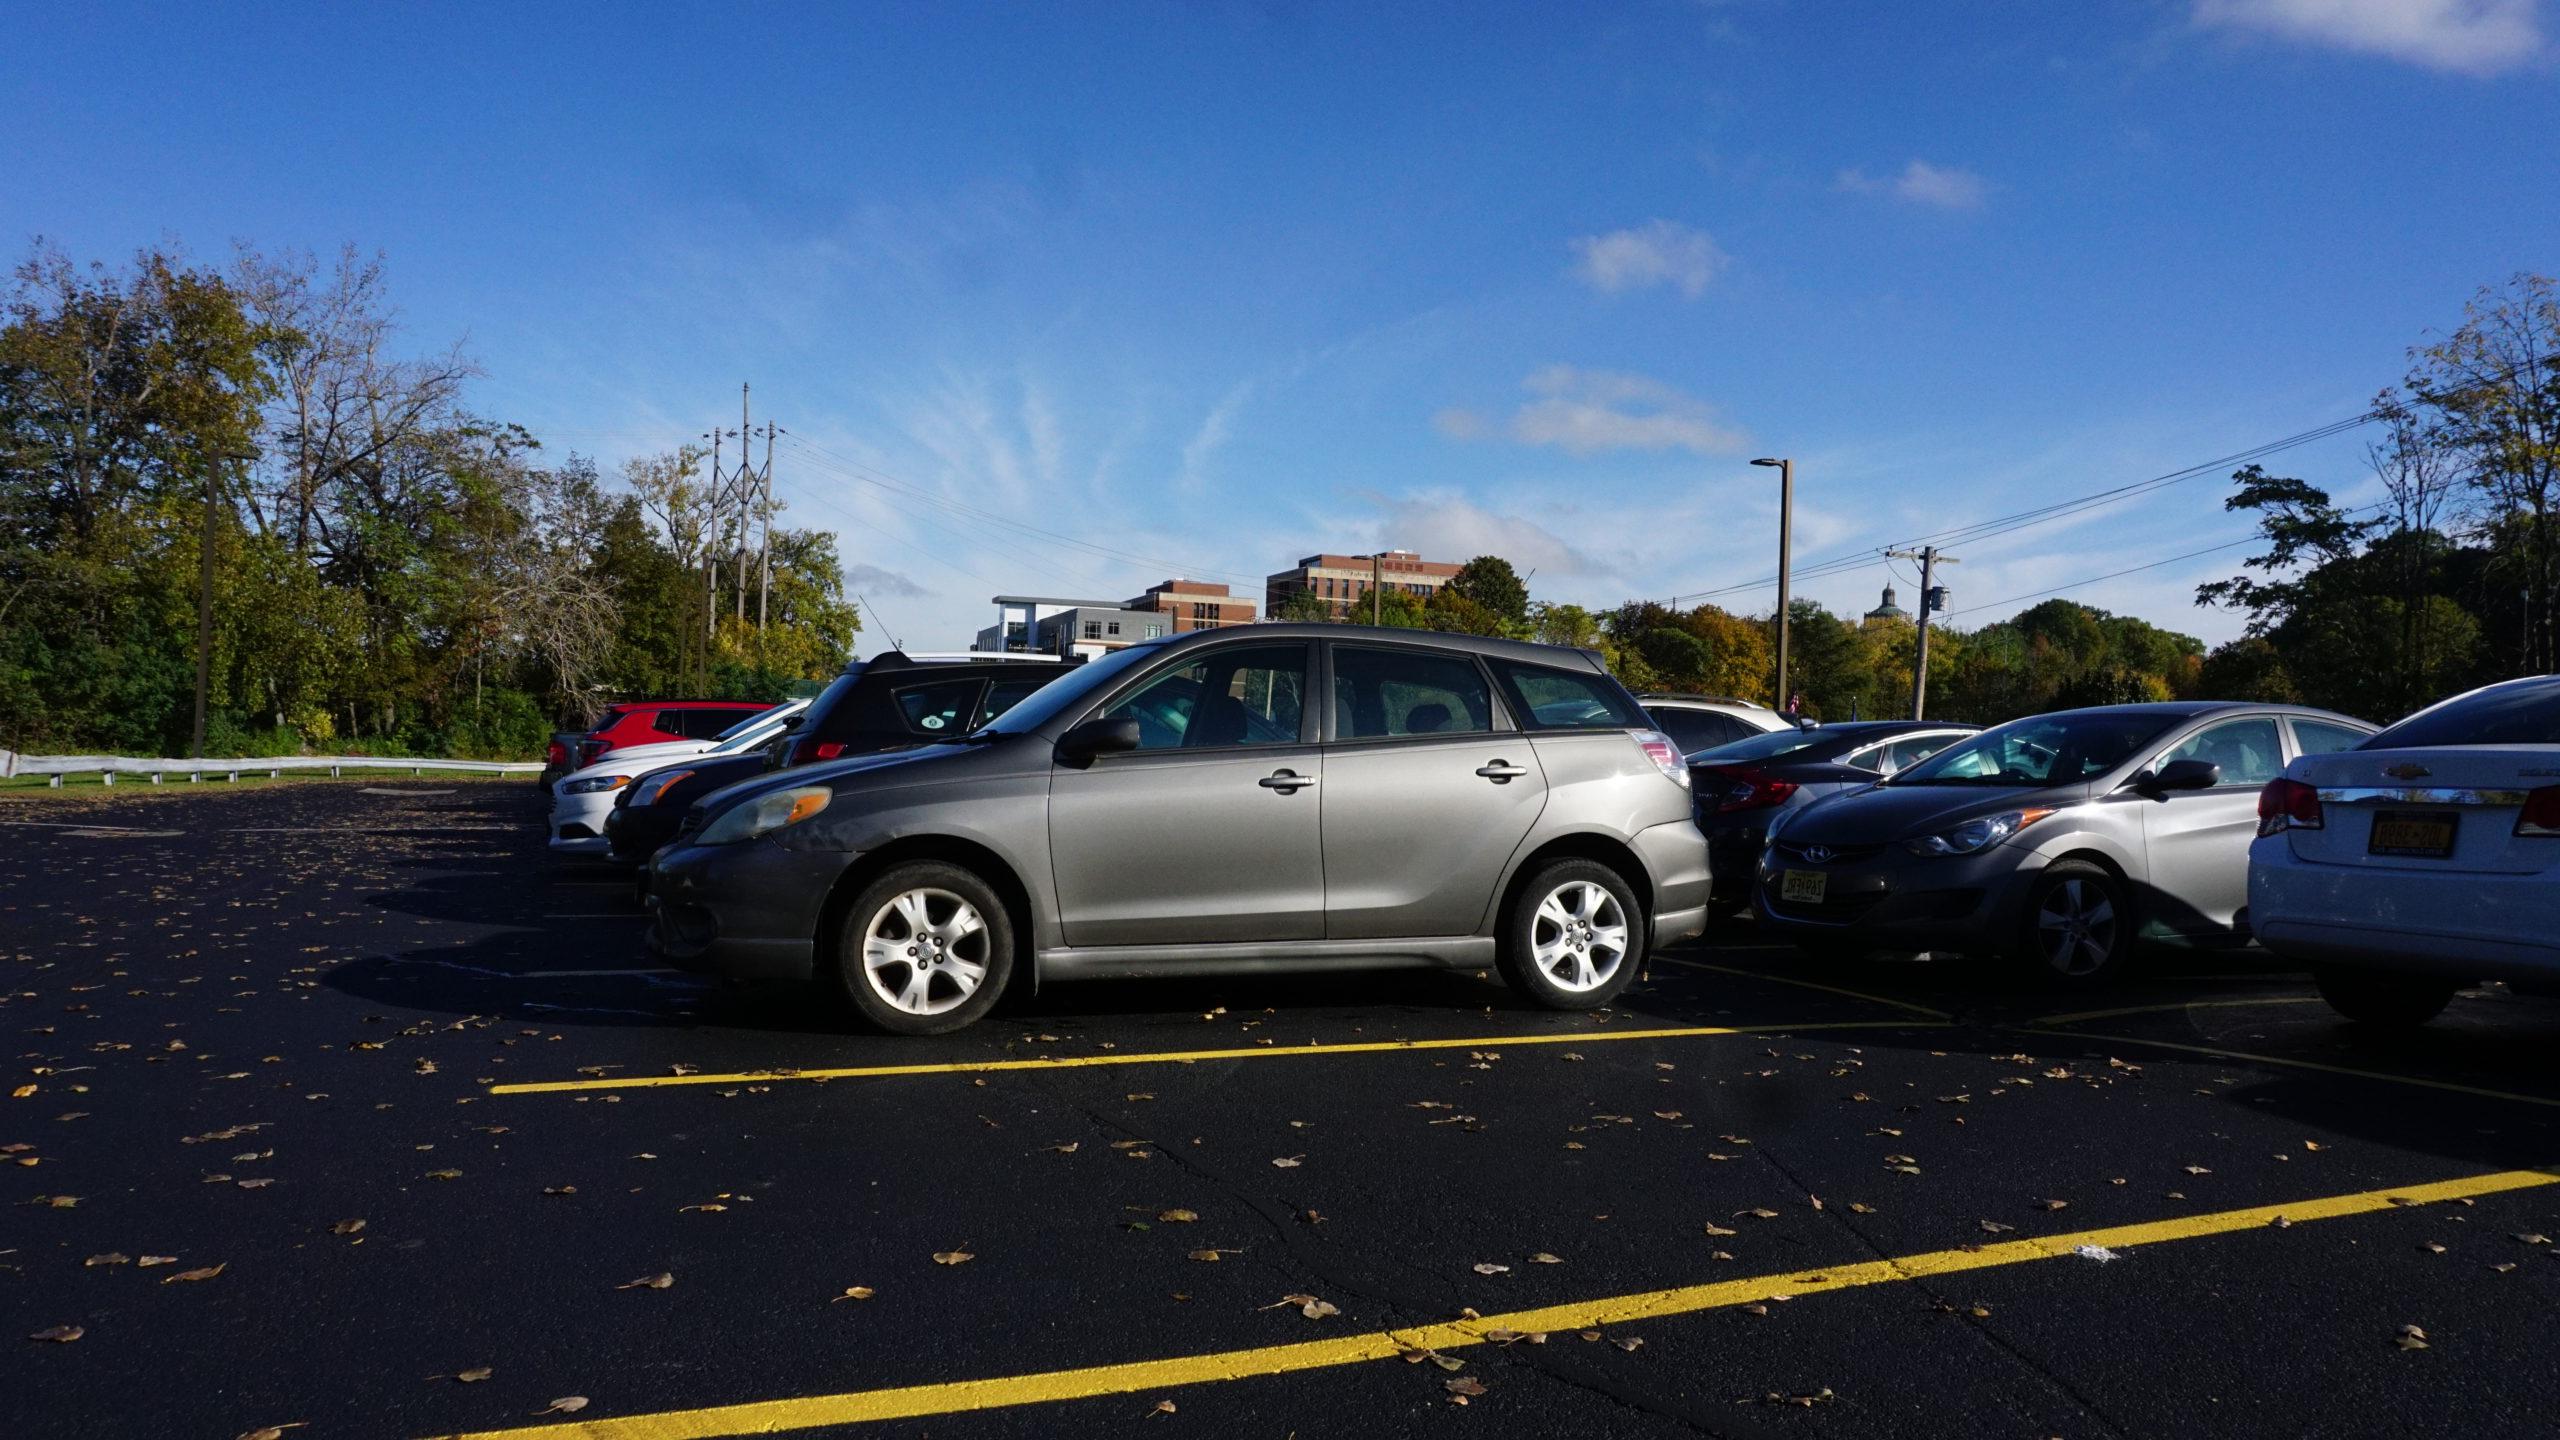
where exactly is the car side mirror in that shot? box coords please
[1057,717,1141,766]
[2141,758,2221,793]
[780,714,805,731]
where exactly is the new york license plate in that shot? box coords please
[1781,869,1827,904]
[2369,809,2457,858]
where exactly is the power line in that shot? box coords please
[1941,500,2392,619]
[1666,411,2378,606]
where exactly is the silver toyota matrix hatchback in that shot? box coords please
[647,625,1712,1033]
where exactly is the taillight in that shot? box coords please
[1702,765,1799,814]
[544,741,566,765]
[2256,777,2322,836]
[2518,785,2560,838]
[1628,730,1690,788]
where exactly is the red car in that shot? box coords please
[573,701,774,768]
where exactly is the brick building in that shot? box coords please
[1126,578,1256,633]
[1263,550,1463,618]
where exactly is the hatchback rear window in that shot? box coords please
[2363,678,2560,749]
[1490,660,1649,730]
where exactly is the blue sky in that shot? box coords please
[8,0,2556,651]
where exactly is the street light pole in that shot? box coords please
[1751,457,1794,711]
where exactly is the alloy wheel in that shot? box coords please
[2034,877,2119,977]
[861,887,990,1016]
[1531,880,1629,993]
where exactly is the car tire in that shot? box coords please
[829,862,1015,1036]
[2314,965,2456,1028]
[1499,859,1645,1010]
[2015,860,2133,987]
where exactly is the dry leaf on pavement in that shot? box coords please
[534,1397,589,1415]
[29,1325,83,1343]
[165,1264,226,1283]
[617,1272,675,1290]
[932,1251,974,1266]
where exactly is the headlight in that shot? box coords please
[695,785,832,845]
[1904,807,2055,857]
[562,774,629,795]
[628,769,695,807]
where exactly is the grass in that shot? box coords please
[0,768,531,797]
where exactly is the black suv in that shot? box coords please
[605,652,1077,869]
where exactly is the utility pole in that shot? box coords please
[757,419,777,629]
[1750,458,1795,710]
[704,424,723,646]
[735,384,751,623]
[1885,546,1960,719]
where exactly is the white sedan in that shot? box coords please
[548,700,808,854]
[2249,675,2560,1026]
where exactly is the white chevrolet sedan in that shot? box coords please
[548,700,808,854]
[2249,675,2560,1026]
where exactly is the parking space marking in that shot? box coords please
[485,1018,1952,1096]
[1650,956,1953,1019]
[2021,1029,2560,1109]
[2030,995,2329,1026]
[430,1164,2560,1440]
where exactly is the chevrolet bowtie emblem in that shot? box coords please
[2382,763,2432,780]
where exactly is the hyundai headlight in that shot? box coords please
[1904,807,2055,857]
[562,774,629,795]
[695,785,832,845]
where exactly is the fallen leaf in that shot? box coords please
[84,1253,129,1267]
[236,1427,309,1440]
[2421,1242,2447,1255]
[425,1168,462,1181]
[1187,1249,1226,1262]
[1529,1252,1562,1265]
[2515,1233,2550,1246]
[2037,1199,2069,1212]
[2397,1324,2429,1351]
[1270,1293,1339,1319]
[29,1324,83,1343]
[331,1219,365,1236]
[1150,1399,1177,1416]
[618,1272,675,1290]
[456,1366,493,1383]
[165,1264,226,1283]
[932,1251,974,1266]
[833,1286,876,1302]
[1472,1262,1510,1275]
[1702,1223,1736,1237]
[534,1397,589,1416]
[138,1255,176,1268]
[1979,1220,2016,1235]
[1445,1376,1488,1398]
[1157,1208,1198,1223]
[2183,1165,2212,1176]
[1271,1155,1303,1168]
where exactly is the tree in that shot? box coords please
[1273,588,1334,624]
[1443,555,1529,634]
[2408,273,2560,674]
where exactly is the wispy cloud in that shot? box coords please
[1437,365,1748,457]
[1179,380,1253,488]
[1359,490,1602,577]
[1836,158,1990,210]
[1567,220,1730,298]
[2192,0,2545,76]
[845,563,930,600]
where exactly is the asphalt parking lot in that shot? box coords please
[6,782,2560,1440]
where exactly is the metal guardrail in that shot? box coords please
[2,750,541,786]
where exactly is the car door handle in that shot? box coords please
[1475,761,1530,783]
[1259,769,1316,793]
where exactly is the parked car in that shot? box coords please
[646,625,1712,1033]
[1753,701,2373,983]
[2250,674,2560,1027]
[1640,693,1798,753]
[549,701,808,854]
[574,700,774,769]
[1690,720,1980,915]
[606,652,1079,871]
[538,730,587,790]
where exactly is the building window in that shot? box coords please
[1082,621,1101,639]
[1107,621,1121,636]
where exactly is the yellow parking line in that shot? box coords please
[486,1018,1951,1096]
[2030,995,2331,1026]
[2020,1029,2560,1109]
[429,1165,2558,1440]
[1651,956,1953,1019]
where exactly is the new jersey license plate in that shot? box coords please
[1780,869,1827,904]
[2369,809,2457,858]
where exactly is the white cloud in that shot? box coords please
[1361,491,1602,578]
[1567,220,1730,298]
[845,563,930,600]
[1179,380,1253,488]
[1501,365,1748,456]
[1836,159,1990,210]
[2193,0,2545,75]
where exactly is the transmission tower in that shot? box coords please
[702,384,782,637]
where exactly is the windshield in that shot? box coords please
[2364,677,2560,748]
[1689,728,1832,765]
[1893,711,2175,786]
[980,648,1145,734]
[710,702,799,752]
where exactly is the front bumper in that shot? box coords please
[646,838,847,981]
[1753,839,2043,954]
[604,803,684,866]
[548,787,622,853]
[2249,841,2560,983]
